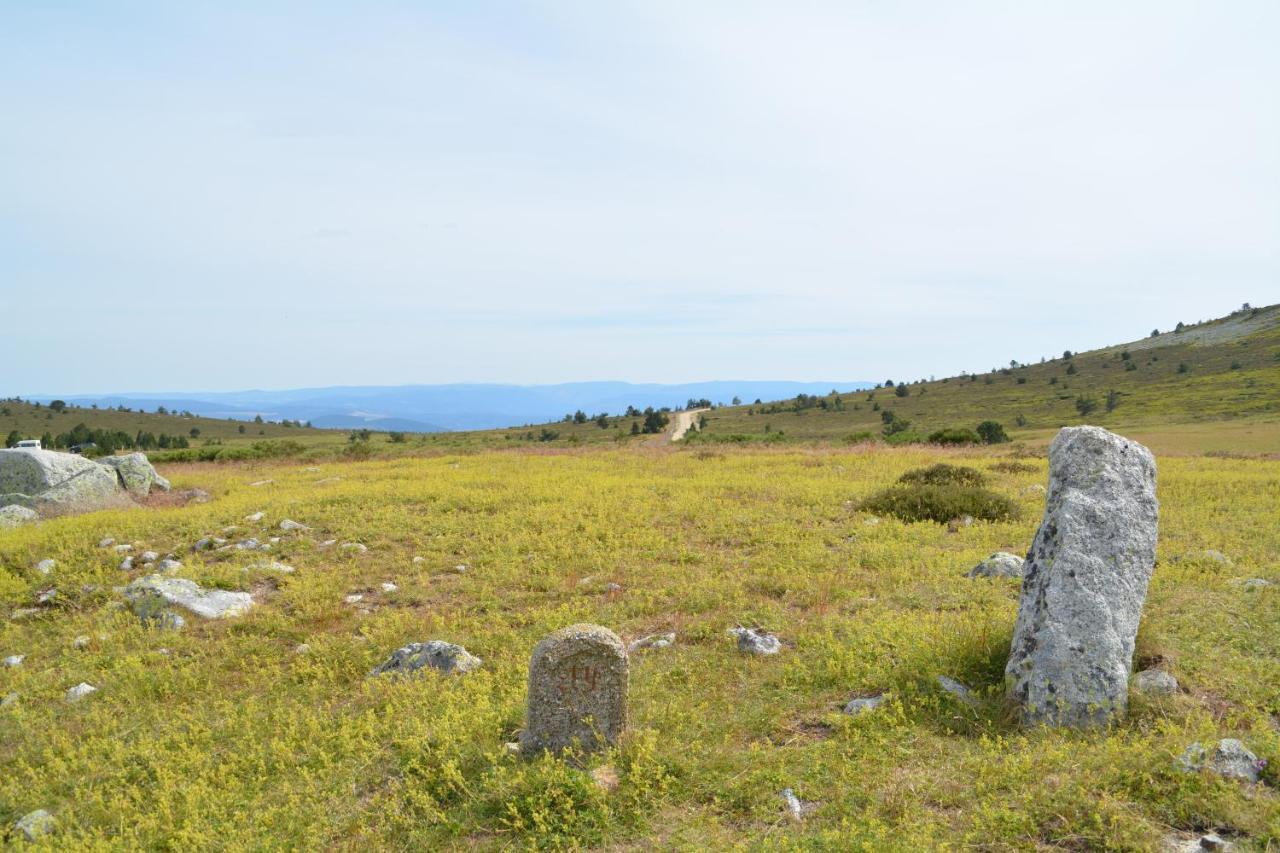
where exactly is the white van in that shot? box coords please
[15,439,41,449]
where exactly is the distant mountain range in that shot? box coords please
[43,381,872,433]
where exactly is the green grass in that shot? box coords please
[2,444,1278,848]
[690,304,1280,455]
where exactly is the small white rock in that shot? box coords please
[36,558,56,575]
[344,594,364,604]
[119,557,134,571]
[15,808,56,841]
[249,479,273,487]
[72,635,91,649]
[65,682,97,702]
[340,543,368,554]
[380,582,398,593]
[157,559,182,573]
[98,537,115,548]
[2,654,23,667]
[140,551,159,563]
[412,556,426,564]
[452,563,468,573]
[294,643,311,654]
[280,519,309,531]
[113,544,134,554]
[245,511,265,522]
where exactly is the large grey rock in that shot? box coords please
[1179,739,1262,782]
[1006,426,1158,727]
[97,452,170,495]
[0,448,124,512]
[0,504,39,528]
[967,552,1025,579]
[124,574,253,619]
[370,641,481,676]
[520,624,628,755]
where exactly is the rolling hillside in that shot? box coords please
[688,303,1280,454]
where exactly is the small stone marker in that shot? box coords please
[520,623,628,755]
[1005,426,1158,728]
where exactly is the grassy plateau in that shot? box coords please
[2,443,1278,849]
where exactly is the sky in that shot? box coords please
[3,1,1277,395]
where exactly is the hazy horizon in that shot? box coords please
[4,2,1277,394]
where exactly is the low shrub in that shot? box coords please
[989,460,1037,474]
[843,430,878,444]
[860,483,1017,524]
[927,427,981,446]
[897,463,987,487]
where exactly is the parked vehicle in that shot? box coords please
[15,439,41,449]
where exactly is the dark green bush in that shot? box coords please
[897,463,987,487]
[860,483,1017,524]
[927,427,981,445]
[976,421,1010,444]
[990,460,1037,474]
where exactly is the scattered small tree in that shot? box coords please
[894,384,909,398]
[976,420,1010,444]
[1105,389,1120,413]
[1075,395,1098,416]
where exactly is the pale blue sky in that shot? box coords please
[3,1,1277,394]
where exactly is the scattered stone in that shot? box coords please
[966,552,1025,579]
[246,560,294,574]
[15,809,56,841]
[119,556,134,571]
[1179,739,1263,783]
[97,452,170,495]
[863,516,881,526]
[193,538,215,551]
[504,741,521,756]
[781,788,818,821]
[1,692,17,707]
[65,682,97,702]
[344,594,364,604]
[1006,426,1159,728]
[843,694,885,715]
[249,479,273,487]
[730,626,782,655]
[605,582,623,593]
[1197,833,1231,851]
[140,551,158,564]
[156,559,182,573]
[99,537,116,548]
[380,582,398,593]
[628,632,675,653]
[412,556,426,564]
[35,587,57,605]
[1023,484,1047,495]
[1240,578,1272,590]
[294,643,311,654]
[591,765,620,793]
[938,675,980,707]
[10,608,40,620]
[1203,550,1233,566]
[231,539,259,551]
[245,511,265,522]
[125,574,253,619]
[279,519,309,531]
[0,504,39,528]
[2,654,23,667]
[371,640,482,676]
[114,543,134,554]
[1133,669,1179,696]
[452,563,468,573]
[268,536,280,543]
[318,539,337,547]
[520,624,628,755]
[72,635,91,649]
[36,558,56,575]
[340,543,368,554]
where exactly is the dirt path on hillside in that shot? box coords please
[667,408,709,444]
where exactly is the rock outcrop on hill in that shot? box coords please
[0,448,170,519]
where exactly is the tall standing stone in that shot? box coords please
[520,624,628,755]
[1005,426,1158,727]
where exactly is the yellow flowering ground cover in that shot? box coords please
[1,444,1278,849]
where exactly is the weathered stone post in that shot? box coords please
[520,624,628,755]
[1005,426,1158,727]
